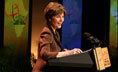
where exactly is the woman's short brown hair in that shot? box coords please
[44,2,66,22]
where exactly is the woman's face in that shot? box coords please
[50,13,64,30]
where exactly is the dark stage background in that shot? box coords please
[0,0,117,72]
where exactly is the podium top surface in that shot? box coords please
[48,51,94,68]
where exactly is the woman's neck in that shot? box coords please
[51,25,56,33]
[47,22,56,33]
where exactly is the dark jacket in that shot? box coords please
[32,26,61,72]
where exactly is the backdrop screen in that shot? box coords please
[2,0,30,71]
[62,0,82,50]
[109,0,118,56]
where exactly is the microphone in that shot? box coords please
[84,32,102,47]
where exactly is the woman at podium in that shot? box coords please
[32,2,83,72]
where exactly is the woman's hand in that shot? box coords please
[56,48,83,58]
[72,48,83,54]
[56,50,74,58]
[64,48,83,54]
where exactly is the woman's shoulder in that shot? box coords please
[41,27,51,34]
[39,27,53,42]
[40,27,52,36]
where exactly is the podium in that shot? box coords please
[47,47,111,72]
[48,50,96,72]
